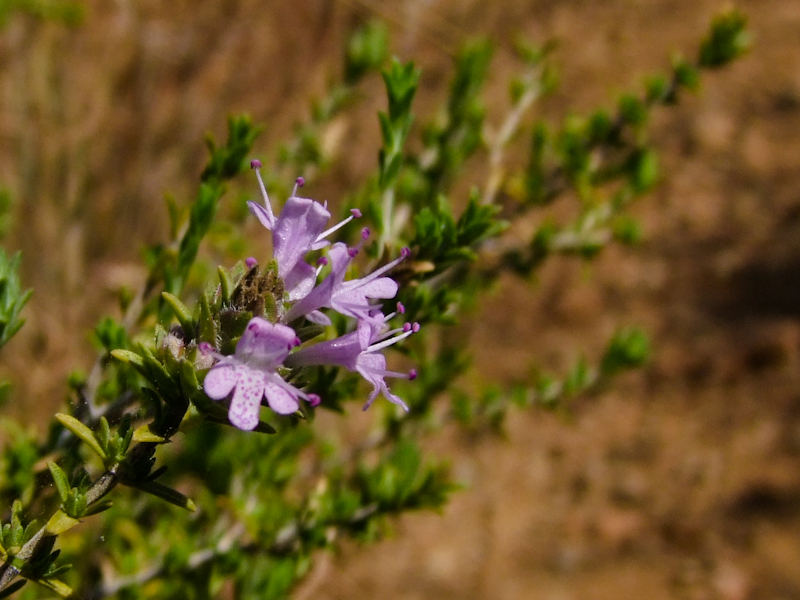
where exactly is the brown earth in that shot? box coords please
[2,1,800,599]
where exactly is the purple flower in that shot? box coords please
[286,242,408,325]
[285,313,419,411]
[248,162,360,301]
[202,317,319,430]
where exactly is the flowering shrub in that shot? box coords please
[0,9,747,599]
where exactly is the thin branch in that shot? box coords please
[482,74,543,206]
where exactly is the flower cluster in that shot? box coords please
[201,160,418,430]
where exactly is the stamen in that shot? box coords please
[408,369,418,380]
[342,247,409,290]
[363,366,415,379]
[291,176,305,197]
[245,257,258,269]
[361,227,370,240]
[397,302,406,314]
[375,326,406,342]
[365,326,417,353]
[252,162,275,228]
[307,393,321,407]
[269,373,313,403]
[315,209,361,243]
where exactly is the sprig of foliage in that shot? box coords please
[0,250,31,351]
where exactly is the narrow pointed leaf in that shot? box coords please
[218,266,233,305]
[161,292,195,336]
[47,463,70,502]
[45,510,80,536]
[130,480,196,512]
[97,417,110,455]
[82,501,113,518]
[197,293,216,343]
[0,579,26,598]
[54,414,107,461]
[110,349,146,369]
[32,577,73,598]
[132,425,165,444]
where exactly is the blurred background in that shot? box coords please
[1,0,800,598]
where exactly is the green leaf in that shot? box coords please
[54,414,107,461]
[161,292,195,337]
[698,9,750,69]
[97,417,110,455]
[197,293,217,344]
[138,346,181,400]
[672,56,700,92]
[612,215,643,245]
[0,579,26,598]
[42,563,72,579]
[563,356,596,396]
[81,501,113,518]
[201,114,262,182]
[630,148,659,193]
[92,317,129,352]
[618,93,648,129]
[110,349,146,369]
[378,59,420,191]
[217,265,233,305]
[45,510,80,536]
[132,425,166,444]
[0,249,32,349]
[130,480,196,512]
[644,74,670,103]
[21,519,40,544]
[601,327,650,376]
[47,462,70,503]
[31,577,73,598]
[345,20,389,84]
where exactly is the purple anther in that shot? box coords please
[293,336,302,347]
[396,302,405,314]
[295,176,305,188]
[348,247,359,258]
[245,257,258,269]
[408,369,418,381]
[361,227,371,240]
[307,393,321,407]
[198,342,213,354]
[412,322,421,333]
[317,256,329,266]
[350,208,362,218]
[401,247,411,259]
[250,159,262,169]
[403,323,411,333]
